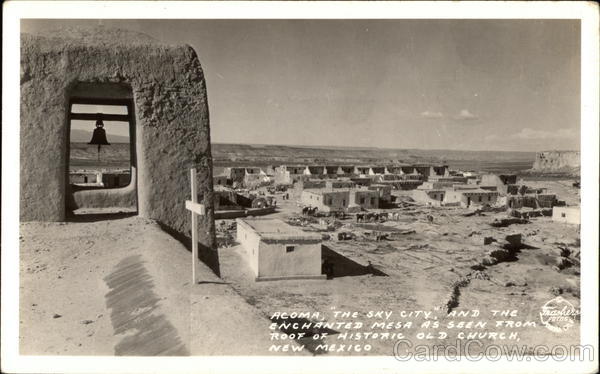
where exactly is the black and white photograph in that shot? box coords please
[2,2,598,373]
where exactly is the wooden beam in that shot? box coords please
[185,200,206,216]
[70,97,133,106]
[69,113,131,122]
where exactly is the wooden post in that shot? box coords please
[186,168,206,284]
[190,168,198,283]
[190,168,198,284]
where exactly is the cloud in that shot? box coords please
[455,109,478,120]
[420,110,444,119]
[513,127,577,140]
[420,108,479,123]
[485,127,578,142]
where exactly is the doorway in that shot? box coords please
[66,83,138,218]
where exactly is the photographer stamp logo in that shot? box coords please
[539,296,580,333]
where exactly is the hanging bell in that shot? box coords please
[88,118,111,146]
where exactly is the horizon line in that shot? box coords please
[72,140,579,153]
[210,141,578,154]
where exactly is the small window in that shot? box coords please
[360,197,365,204]
[286,245,295,253]
[370,197,375,205]
[478,196,482,202]
[561,213,566,218]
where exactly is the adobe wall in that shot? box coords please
[300,190,349,212]
[350,190,379,209]
[67,183,137,210]
[412,190,443,206]
[552,206,581,225]
[20,27,217,266]
[257,240,322,280]
[236,219,261,276]
[480,174,509,195]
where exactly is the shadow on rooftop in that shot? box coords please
[157,221,221,278]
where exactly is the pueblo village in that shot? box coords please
[18,23,582,356]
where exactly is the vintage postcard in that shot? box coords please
[2,1,598,373]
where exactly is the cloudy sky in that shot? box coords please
[22,19,580,151]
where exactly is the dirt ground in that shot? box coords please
[19,180,580,356]
[19,214,295,356]
[217,180,581,356]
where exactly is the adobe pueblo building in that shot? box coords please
[300,188,380,213]
[236,218,325,281]
[20,27,217,265]
[552,206,581,225]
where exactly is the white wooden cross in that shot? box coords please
[185,168,205,284]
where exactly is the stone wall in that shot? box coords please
[20,27,217,271]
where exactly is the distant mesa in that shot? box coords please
[531,150,580,175]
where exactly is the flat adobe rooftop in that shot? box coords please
[456,188,499,195]
[302,188,375,194]
[237,218,322,241]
